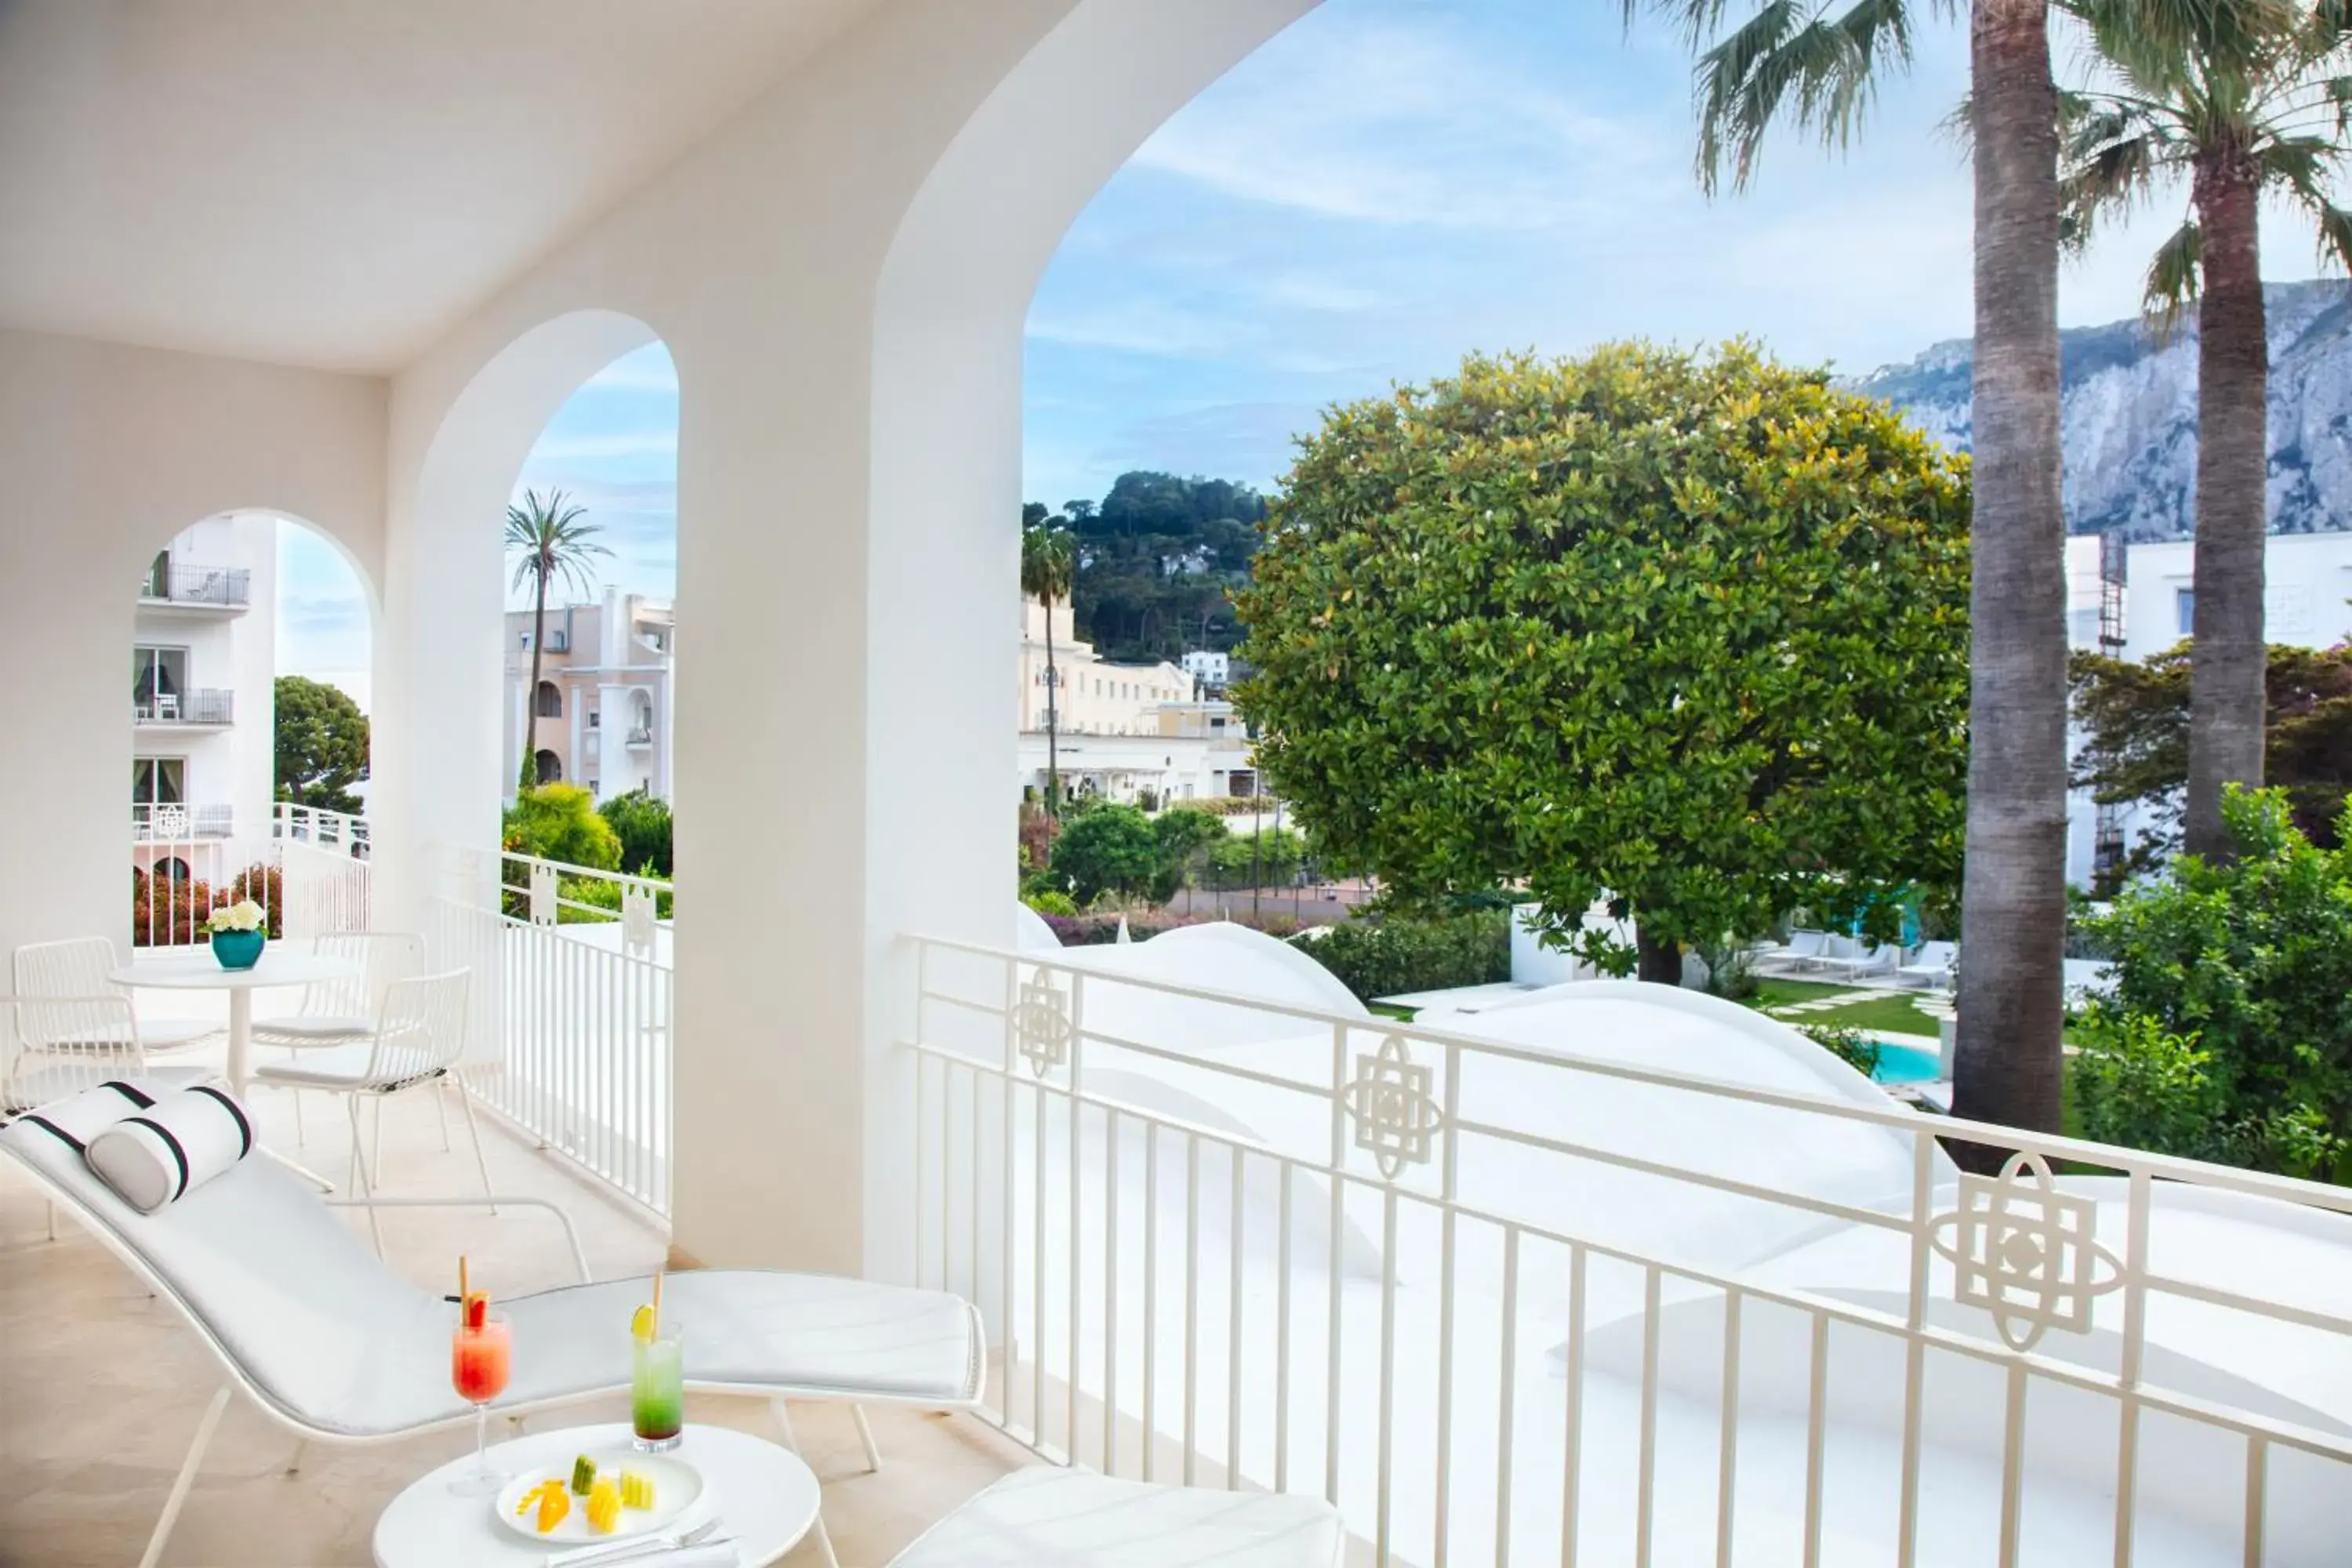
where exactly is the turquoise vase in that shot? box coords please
[210,930,264,971]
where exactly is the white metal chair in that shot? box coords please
[0,1091,984,1568]
[2,995,215,1113]
[14,936,216,1053]
[250,971,485,1249]
[2,993,215,1242]
[251,933,425,1148]
[1820,936,1898,983]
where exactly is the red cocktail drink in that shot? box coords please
[448,1307,513,1497]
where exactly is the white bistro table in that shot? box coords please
[109,947,360,1095]
[374,1423,820,1568]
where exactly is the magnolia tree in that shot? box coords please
[1234,343,1972,982]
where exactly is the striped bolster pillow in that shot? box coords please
[84,1082,254,1213]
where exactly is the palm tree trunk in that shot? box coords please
[2183,150,2268,862]
[1951,0,2068,1152]
[1045,598,1062,815]
[524,567,548,790]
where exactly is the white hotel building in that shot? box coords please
[1018,597,1253,804]
[2064,528,2352,885]
[131,514,276,850]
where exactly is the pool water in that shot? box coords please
[1871,1042,1944,1085]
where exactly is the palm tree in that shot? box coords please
[2054,0,2352,859]
[1636,0,2076,1140]
[505,489,610,791]
[1022,517,1076,815]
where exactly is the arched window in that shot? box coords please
[535,681,562,718]
[535,749,562,784]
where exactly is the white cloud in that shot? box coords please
[1128,13,1671,231]
[523,429,678,460]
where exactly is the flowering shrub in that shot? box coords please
[131,862,281,946]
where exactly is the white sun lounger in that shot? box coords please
[0,1091,983,1568]
[1754,928,1828,971]
[1896,939,1957,989]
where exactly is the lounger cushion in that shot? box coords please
[887,1469,1347,1567]
[0,1112,984,1437]
[85,1082,254,1212]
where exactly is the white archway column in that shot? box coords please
[667,315,886,1274]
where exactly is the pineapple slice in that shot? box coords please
[534,1485,571,1534]
[585,1477,622,1534]
[619,1469,656,1510]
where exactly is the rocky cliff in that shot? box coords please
[1853,278,2352,538]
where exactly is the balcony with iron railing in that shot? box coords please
[20,829,2352,1564]
[132,688,234,726]
[138,558,252,610]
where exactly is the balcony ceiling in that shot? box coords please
[0,0,884,372]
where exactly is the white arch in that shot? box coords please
[375,309,661,912]
[861,0,1322,1278]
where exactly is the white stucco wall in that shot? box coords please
[0,328,384,975]
[366,0,1319,1279]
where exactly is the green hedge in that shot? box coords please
[1290,912,1510,1003]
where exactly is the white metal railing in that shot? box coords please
[270,802,370,857]
[429,844,672,1216]
[129,806,372,948]
[902,934,2352,1568]
[132,803,234,840]
[132,688,235,725]
[140,559,252,608]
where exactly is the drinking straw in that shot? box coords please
[459,1254,470,1305]
[652,1269,665,1335]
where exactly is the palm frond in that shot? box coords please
[504,487,611,603]
[1693,0,1915,194]
[2143,218,2205,340]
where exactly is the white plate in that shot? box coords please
[494,1446,705,1545]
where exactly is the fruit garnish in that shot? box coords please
[534,1485,570,1534]
[619,1470,655,1509]
[630,1304,656,1344]
[466,1292,488,1330]
[518,1479,566,1517]
[586,1477,622,1534]
[570,1454,597,1495]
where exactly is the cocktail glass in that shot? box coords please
[631,1324,684,1452]
[448,1312,513,1497]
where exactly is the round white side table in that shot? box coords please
[372,1422,819,1568]
[110,948,360,1094]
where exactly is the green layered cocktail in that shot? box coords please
[630,1299,684,1451]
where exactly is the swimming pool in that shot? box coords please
[1871,1041,1944,1085]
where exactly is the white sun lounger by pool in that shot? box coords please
[0,1087,983,1568]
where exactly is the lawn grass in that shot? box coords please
[1751,978,1859,1010]
[1798,991,1945,1038]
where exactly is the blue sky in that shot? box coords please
[278,0,2243,690]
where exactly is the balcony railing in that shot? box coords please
[429,845,673,1216]
[140,561,251,608]
[129,804,373,948]
[132,688,234,725]
[900,935,2352,1567]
